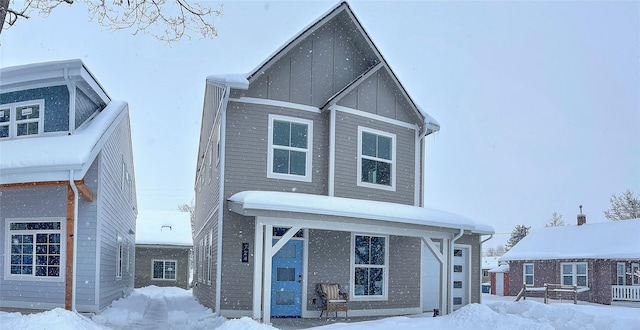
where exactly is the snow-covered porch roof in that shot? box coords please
[228,191,493,235]
[228,190,493,324]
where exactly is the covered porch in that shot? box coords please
[228,191,493,324]
[612,285,640,303]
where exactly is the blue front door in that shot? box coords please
[271,239,303,317]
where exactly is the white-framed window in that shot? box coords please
[524,263,534,286]
[207,230,213,285]
[216,125,222,167]
[116,235,124,279]
[357,127,396,191]
[633,263,639,286]
[617,262,626,286]
[0,100,45,139]
[561,262,587,287]
[152,260,177,280]
[267,114,313,182]
[5,218,65,281]
[351,233,388,300]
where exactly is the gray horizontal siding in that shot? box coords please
[333,110,417,205]
[224,102,328,197]
[219,211,255,311]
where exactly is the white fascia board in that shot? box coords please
[228,191,492,234]
[206,74,249,90]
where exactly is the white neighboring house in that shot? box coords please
[135,211,193,289]
[0,59,137,313]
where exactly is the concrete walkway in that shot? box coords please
[115,298,170,330]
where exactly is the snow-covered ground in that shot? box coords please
[0,286,638,330]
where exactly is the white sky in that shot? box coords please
[2,1,638,248]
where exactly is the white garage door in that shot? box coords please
[496,272,504,296]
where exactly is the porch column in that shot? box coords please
[262,224,273,325]
[253,221,264,320]
[442,237,451,315]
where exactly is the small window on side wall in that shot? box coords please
[357,127,396,191]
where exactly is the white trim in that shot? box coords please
[357,126,396,192]
[229,97,321,113]
[0,99,45,139]
[350,233,389,301]
[560,262,589,287]
[151,259,178,281]
[616,262,626,286]
[263,224,273,324]
[452,244,472,310]
[253,221,264,320]
[267,114,313,182]
[116,234,124,280]
[328,107,336,196]
[216,85,229,314]
[0,300,64,311]
[301,228,309,317]
[4,217,66,282]
[523,263,535,286]
[330,104,419,131]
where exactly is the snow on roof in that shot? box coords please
[482,256,500,269]
[489,264,510,273]
[228,191,494,234]
[136,210,193,246]
[206,74,249,90]
[499,219,640,261]
[0,100,128,184]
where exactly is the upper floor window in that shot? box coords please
[561,262,587,287]
[351,234,388,300]
[0,100,45,139]
[5,219,64,281]
[267,114,313,182]
[357,127,396,191]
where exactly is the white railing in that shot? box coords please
[612,285,640,301]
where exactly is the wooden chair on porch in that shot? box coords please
[317,283,349,319]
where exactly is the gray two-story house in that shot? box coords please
[0,59,137,313]
[192,2,493,323]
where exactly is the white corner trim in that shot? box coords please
[229,97,321,113]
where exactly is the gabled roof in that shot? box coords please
[499,219,640,261]
[229,191,494,235]
[136,211,193,246]
[207,1,439,134]
[1,60,126,184]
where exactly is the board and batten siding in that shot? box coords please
[96,110,137,311]
[238,16,377,108]
[0,185,67,309]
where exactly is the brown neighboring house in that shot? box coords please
[499,214,640,305]
[135,211,193,289]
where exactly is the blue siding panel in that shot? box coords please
[0,86,70,133]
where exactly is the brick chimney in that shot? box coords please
[577,205,586,226]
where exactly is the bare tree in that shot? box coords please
[485,244,506,257]
[604,189,640,221]
[178,199,195,237]
[1,0,222,42]
[545,211,565,227]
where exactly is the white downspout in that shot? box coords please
[448,229,464,314]
[216,85,230,315]
[69,170,79,312]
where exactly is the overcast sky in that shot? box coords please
[2,1,638,247]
